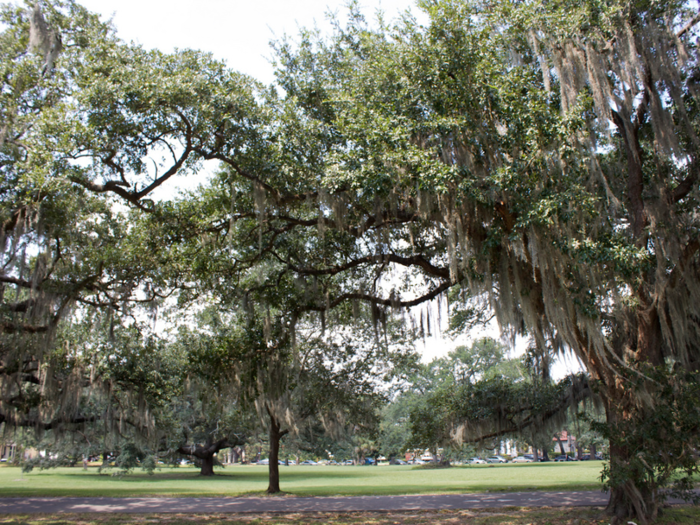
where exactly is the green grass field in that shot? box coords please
[0,462,605,498]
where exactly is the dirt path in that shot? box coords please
[0,491,611,514]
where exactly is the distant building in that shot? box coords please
[553,430,577,453]
[498,439,518,457]
[1,442,16,462]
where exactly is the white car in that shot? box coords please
[468,457,487,464]
[512,456,534,463]
[486,456,507,463]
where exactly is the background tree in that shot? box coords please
[160,322,253,476]
[13,312,183,475]
[166,291,408,492]
[376,338,533,463]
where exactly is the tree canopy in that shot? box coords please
[2,1,700,522]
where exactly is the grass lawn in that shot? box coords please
[0,462,605,498]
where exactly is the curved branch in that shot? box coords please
[677,11,700,38]
[274,252,449,280]
[301,280,453,314]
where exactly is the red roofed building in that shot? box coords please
[553,430,577,454]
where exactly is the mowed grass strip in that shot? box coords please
[1,507,700,525]
[0,462,604,498]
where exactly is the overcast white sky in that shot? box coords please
[79,0,427,85]
[72,1,583,375]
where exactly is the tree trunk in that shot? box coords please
[606,461,658,524]
[268,426,281,493]
[266,407,288,494]
[602,403,659,525]
[556,436,566,455]
[598,304,666,524]
[200,454,215,476]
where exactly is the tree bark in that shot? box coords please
[603,391,659,524]
[266,406,289,494]
[199,454,215,476]
[556,436,566,455]
[605,449,658,523]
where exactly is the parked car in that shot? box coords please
[486,456,507,463]
[391,459,408,465]
[257,458,285,465]
[342,459,354,465]
[468,457,487,464]
[512,456,534,463]
[300,460,318,465]
[554,455,576,462]
[580,454,603,461]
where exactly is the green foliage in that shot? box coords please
[380,338,554,458]
[593,366,700,506]
[20,456,69,473]
[110,443,157,476]
[378,395,415,459]
[379,338,504,456]
[409,373,591,453]
[1,0,698,519]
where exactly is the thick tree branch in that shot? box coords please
[611,109,647,239]
[459,375,592,443]
[301,280,453,314]
[176,437,238,459]
[276,252,449,280]
[677,11,700,38]
[0,321,48,334]
[0,413,96,430]
[671,166,698,203]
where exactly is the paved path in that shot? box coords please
[0,491,611,514]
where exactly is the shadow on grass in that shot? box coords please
[452,461,605,469]
[0,507,699,525]
[83,468,378,484]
